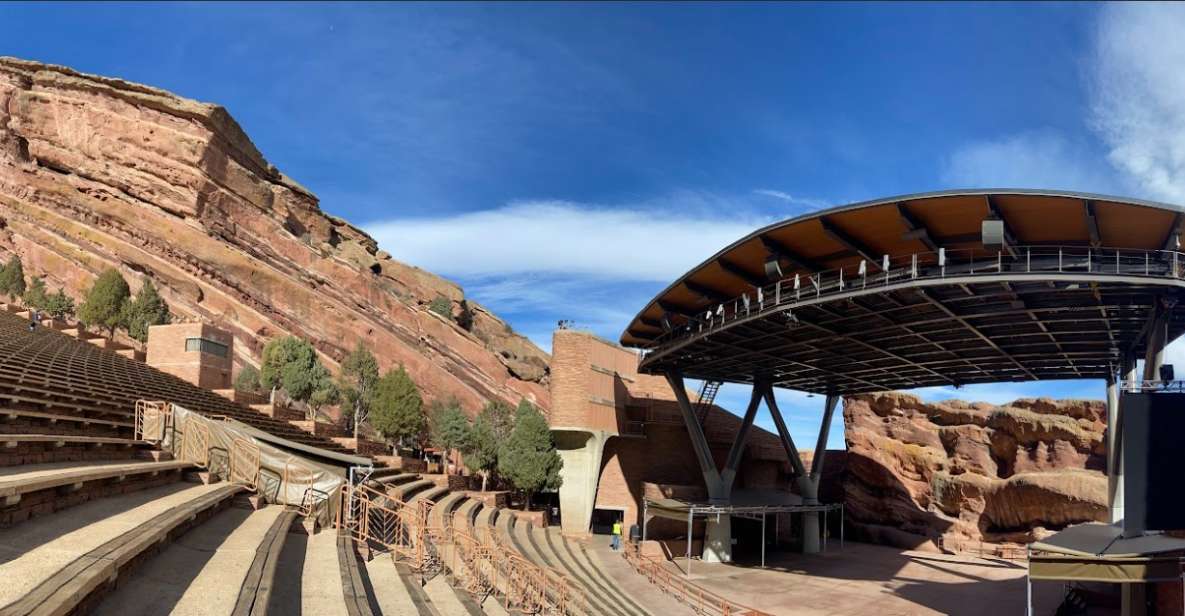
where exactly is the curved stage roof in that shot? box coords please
[622,189,1185,394]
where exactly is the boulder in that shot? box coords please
[844,392,1107,549]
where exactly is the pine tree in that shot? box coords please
[371,366,425,450]
[498,400,562,510]
[465,408,500,491]
[234,365,262,393]
[0,255,25,300]
[78,269,130,336]
[428,398,470,475]
[339,342,380,439]
[44,289,75,321]
[123,280,171,342]
[22,277,49,311]
[258,336,336,418]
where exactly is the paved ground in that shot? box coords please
[658,541,1064,616]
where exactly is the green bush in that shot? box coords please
[44,290,75,321]
[234,365,262,393]
[0,255,26,300]
[78,269,130,336]
[428,296,453,320]
[259,336,336,410]
[498,400,562,510]
[339,342,380,439]
[123,280,171,343]
[22,277,48,311]
[371,365,425,447]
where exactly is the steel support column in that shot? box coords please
[1106,370,1122,525]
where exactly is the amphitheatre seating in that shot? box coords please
[0,459,193,526]
[0,311,354,455]
[0,434,151,466]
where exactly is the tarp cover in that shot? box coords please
[1029,523,1185,582]
[163,405,346,526]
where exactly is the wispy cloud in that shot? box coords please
[940,130,1117,193]
[752,189,830,211]
[365,195,772,282]
[1090,3,1185,203]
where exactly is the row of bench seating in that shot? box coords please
[0,310,355,454]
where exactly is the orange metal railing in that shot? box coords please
[180,419,211,467]
[134,399,170,442]
[229,437,261,491]
[337,482,586,614]
[623,543,770,616]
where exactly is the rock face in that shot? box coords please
[0,57,550,413]
[843,392,1108,548]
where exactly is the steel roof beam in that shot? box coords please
[915,288,1038,380]
[657,300,700,319]
[759,236,822,272]
[684,280,731,303]
[1084,200,1102,247]
[820,218,882,268]
[896,203,939,251]
[718,258,767,287]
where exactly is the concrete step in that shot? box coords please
[268,528,349,616]
[474,504,498,543]
[92,504,287,615]
[423,575,475,616]
[254,403,304,421]
[408,485,450,506]
[430,491,468,530]
[0,482,241,614]
[389,478,434,502]
[453,498,482,533]
[363,555,428,615]
[540,526,646,616]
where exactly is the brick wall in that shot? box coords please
[146,323,234,389]
[550,329,798,536]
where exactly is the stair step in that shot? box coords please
[362,553,426,615]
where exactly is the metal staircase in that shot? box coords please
[694,379,722,425]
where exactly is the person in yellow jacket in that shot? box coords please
[611,520,623,551]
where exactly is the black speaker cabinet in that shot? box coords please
[1122,392,1185,531]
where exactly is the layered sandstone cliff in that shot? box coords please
[0,57,549,412]
[843,392,1107,548]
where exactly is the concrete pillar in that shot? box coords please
[802,394,839,555]
[553,429,611,536]
[1106,372,1123,525]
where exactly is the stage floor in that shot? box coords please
[659,541,1075,615]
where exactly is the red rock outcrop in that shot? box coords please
[843,392,1107,549]
[0,57,550,413]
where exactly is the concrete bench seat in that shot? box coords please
[0,408,132,429]
[0,460,193,528]
[387,479,434,502]
[429,491,467,530]
[407,485,449,506]
[0,434,150,467]
[0,482,242,616]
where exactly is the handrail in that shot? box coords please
[641,245,1185,355]
[622,543,771,616]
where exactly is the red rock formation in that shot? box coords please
[0,57,549,414]
[843,392,1107,549]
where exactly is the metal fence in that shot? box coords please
[641,245,1185,355]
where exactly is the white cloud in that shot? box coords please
[365,197,770,281]
[1091,3,1185,203]
[752,189,830,211]
[941,130,1116,193]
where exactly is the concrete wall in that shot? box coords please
[549,329,796,537]
[146,323,234,389]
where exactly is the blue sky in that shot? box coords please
[5,2,1185,448]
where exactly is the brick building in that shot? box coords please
[550,329,800,549]
[145,323,235,390]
